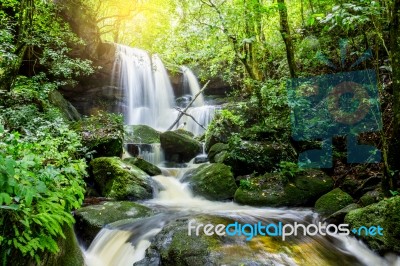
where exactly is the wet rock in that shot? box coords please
[125,125,161,144]
[160,131,201,162]
[181,163,237,200]
[345,196,400,254]
[315,188,354,216]
[194,154,208,164]
[234,169,333,207]
[90,157,152,200]
[325,203,359,225]
[207,143,228,163]
[74,201,152,248]
[123,157,162,176]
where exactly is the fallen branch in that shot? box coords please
[167,80,210,131]
[174,107,206,130]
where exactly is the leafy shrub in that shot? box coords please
[0,116,86,263]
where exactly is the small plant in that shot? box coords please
[240,179,253,190]
[279,161,303,178]
[389,190,399,197]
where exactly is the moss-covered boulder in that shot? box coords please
[359,190,384,207]
[160,131,201,162]
[123,157,162,176]
[345,196,400,254]
[181,163,237,200]
[222,141,293,176]
[208,143,229,163]
[90,157,152,200]
[74,201,152,247]
[125,125,160,144]
[315,188,354,216]
[73,112,123,158]
[234,169,333,207]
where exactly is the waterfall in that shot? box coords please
[138,143,165,165]
[181,66,204,107]
[114,45,175,129]
[114,45,216,136]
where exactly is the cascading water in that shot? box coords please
[83,165,400,266]
[114,45,176,129]
[114,45,216,137]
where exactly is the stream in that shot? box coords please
[82,162,400,266]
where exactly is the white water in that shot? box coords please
[138,143,165,165]
[83,165,400,266]
[114,45,176,129]
[114,45,216,135]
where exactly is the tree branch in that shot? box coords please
[174,107,206,130]
[167,80,210,131]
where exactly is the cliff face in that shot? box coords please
[56,0,121,115]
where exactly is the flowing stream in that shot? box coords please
[83,163,400,266]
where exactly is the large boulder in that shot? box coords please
[123,157,162,176]
[90,157,152,200]
[234,169,333,207]
[74,201,152,247]
[345,196,400,254]
[315,188,354,216]
[181,163,237,200]
[73,112,124,158]
[160,131,202,162]
[125,125,161,144]
[222,141,293,176]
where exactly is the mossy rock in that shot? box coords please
[90,157,152,200]
[344,196,400,254]
[123,157,162,176]
[160,131,201,162]
[74,201,152,247]
[315,188,354,216]
[48,90,81,121]
[73,112,123,158]
[181,163,237,200]
[325,203,359,225]
[208,143,228,163]
[125,125,161,144]
[223,141,294,176]
[173,128,194,138]
[359,190,384,207]
[234,169,333,207]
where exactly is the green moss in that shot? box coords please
[182,163,237,200]
[90,157,152,200]
[359,190,383,207]
[124,125,161,143]
[234,170,333,207]
[123,157,162,176]
[208,143,228,163]
[315,188,353,216]
[160,131,202,162]
[74,201,152,247]
[345,196,400,253]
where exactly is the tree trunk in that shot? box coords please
[387,0,400,192]
[277,0,296,78]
